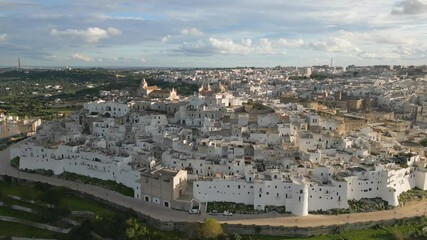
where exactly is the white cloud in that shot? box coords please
[0,33,7,42]
[208,37,253,55]
[138,57,147,63]
[307,37,361,53]
[256,38,275,54]
[161,34,172,43]
[278,39,305,48]
[107,27,121,36]
[107,15,144,21]
[358,51,401,60]
[358,52,380,59]
[180,28,203,36]
[337,30,415,45]
[109,56,147,63]
[392,0,427,15]
[72,53,93,62]
[393,46,427,57]
[43,55,57,60]
[179,37,285,55]
[51,27,121,43]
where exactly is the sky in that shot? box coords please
[0,0,427,67]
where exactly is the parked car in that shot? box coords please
[209,210,218,215]
[223,210,233,216]
[189,208,199,214]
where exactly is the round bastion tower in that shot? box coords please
[291,183,309,216]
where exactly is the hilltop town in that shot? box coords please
[10,65,427,216]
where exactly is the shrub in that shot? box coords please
[10,157,20,168]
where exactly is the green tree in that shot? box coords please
[10,157,20,168]
[389,228,405,240]
[197,217,223,240]
[216,233,242,240]
[67,219,93,240]
[41,187,62,208]
[92,213,127,239]
[125,218,151,240]
[229,233,242,240]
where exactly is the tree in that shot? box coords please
[124,218,151,240]
[389,228,405,240]
[216,233,242,240]
[197,217,223,240]
[67,219,93,240]
[92,213,127,239]
[184,222,200,240]
[229,233,242,240]
[10,157,20,168]
[41,187,62,208]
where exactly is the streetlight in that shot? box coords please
[159,173,162,206]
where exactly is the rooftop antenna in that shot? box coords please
[330,57,333,67]
[18,57,21,71]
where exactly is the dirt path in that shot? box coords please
[223,200,426,227]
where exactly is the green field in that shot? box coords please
[0,180,183,239]
[0,181,42,200]
[60,196,115,217]
[0,221,63,239]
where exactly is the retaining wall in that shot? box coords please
[0,175,423,237]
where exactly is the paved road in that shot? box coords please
[1,145,427,228]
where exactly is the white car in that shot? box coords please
[209,210,219,215]
[189,208,199,214]
[223,210,233,216]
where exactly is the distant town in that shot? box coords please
[6,64,427,218]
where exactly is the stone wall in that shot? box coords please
[0,175,423,237]
[221,217,422,237]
